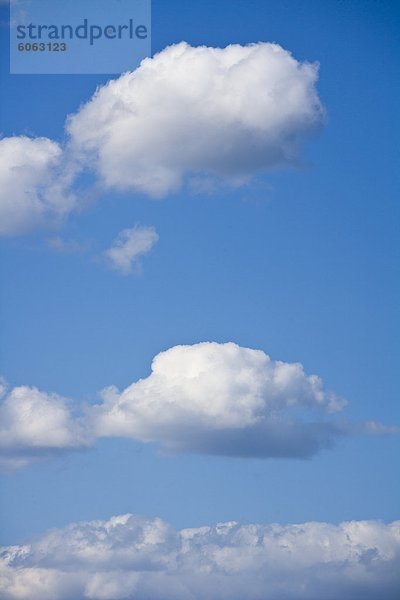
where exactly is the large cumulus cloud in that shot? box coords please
[67,42,323,197]
[1,42,323,236]
[91,341,346,458]
[1,513,399,600]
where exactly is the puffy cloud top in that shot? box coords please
[1,513,399,600]
[67,42,323,196]
[92,342,346,458]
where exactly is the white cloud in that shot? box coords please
[0,377,7,399]
[0,136,76,236]
[91,341,347,458]
[67,41,323,197]
[104,226,159,274]
[357,420,400,436]
[47,236,89,254]
[0,382,90,470]
[1,42,324,236]
[1,343,397,470]
[1,513,399,600]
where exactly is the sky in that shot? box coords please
[0,1,400,599]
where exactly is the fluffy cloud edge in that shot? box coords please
[0,381,91,471]
[1,513,399,600]
[0,136,77,236]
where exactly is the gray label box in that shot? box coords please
[10,0,151,74]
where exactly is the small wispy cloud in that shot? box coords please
[47,236,89,254]
[349,420,400,436]
[104,225,159,275]
[0,377,7,399]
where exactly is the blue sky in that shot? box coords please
[0,1,399,598]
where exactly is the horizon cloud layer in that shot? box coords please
[1,512,399,600]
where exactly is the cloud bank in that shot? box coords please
[1,41,323,235]
[1,513,399,600]
[104,225,159,274]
